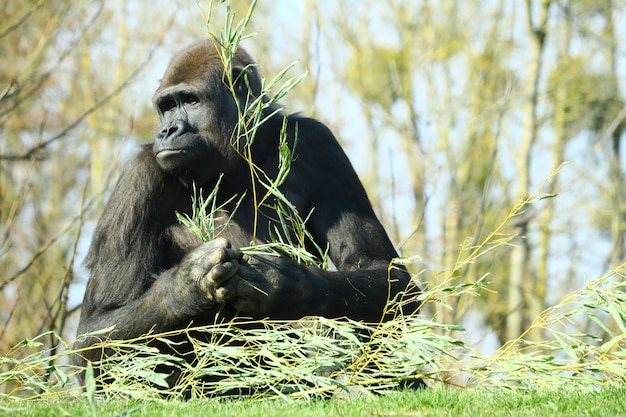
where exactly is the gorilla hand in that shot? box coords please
[229,254,318,318]
[175,237,241,312]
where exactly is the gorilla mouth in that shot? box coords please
[155,149,185,160]
[154,149,189,175]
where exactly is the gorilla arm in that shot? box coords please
[227,210,415,322]
[72,148,240,365]
[223,117,418,322]
[229,247,412,323]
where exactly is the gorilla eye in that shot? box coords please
[235,79,245,93]
[182,93,199,106]
[233,72,248,95]
[158,98,176,113]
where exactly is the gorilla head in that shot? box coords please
[152,41,264,184]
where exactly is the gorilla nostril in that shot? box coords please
[159,120,186,141]
[166,124,179,137]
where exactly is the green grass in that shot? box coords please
[4,387,625,417]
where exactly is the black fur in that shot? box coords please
[73,40,420,385]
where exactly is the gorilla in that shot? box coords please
[72,39,419,387]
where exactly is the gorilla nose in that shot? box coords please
[158,119,188,142]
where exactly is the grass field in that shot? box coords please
[4,387,625,417]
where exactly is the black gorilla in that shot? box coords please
[73,39,419,379]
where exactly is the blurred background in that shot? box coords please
[1,0,625,362]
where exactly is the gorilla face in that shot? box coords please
[152,41,262,185]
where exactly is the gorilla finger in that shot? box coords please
[240,253,281,269]
[208,237,230,250]
[204,246,239,266]
[235,263,261,280]
[207,259,240,285]
[215,278,238,302]
[196,261,236,295]
[233,275,271,303]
